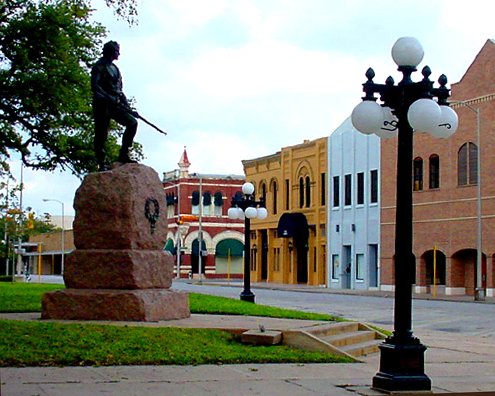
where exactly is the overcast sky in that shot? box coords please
[7,0,495,217]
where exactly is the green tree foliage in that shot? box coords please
[0,0,142,177]
[103,0,138,25]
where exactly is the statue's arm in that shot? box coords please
[91,64,116,103]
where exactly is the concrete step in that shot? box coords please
[283,321,386,360]
[341,339,382,357]
[320,329,377,347]
[301,321,360,337]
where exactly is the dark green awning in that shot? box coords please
[164,239,175,253]
[216,239,244,257]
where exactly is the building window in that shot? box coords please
[344,174,352,206]
[413,157,423,191]
[285,179,290,210]
[299,177,304,208]
[202,192,211,215]
[271,180,278,214]
[273,248,280,272]
[333,176,340,207]
[356,253,364,280]
[305,176,311,208]
[251,245,257,271]
[321,173,326,206]
[458,142,478,186]
[313,247,317,272]
[260,182,267,203]
[357,172,364,205]
[331,254,339,280]
[191,190,200,215]
[370,170,378,203]
[429,154,440,189]
[214,191,223,216]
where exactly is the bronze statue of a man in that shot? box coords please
[91,40,138,171]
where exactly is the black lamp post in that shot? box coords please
[228,182,268,303]
[351,37,458,392]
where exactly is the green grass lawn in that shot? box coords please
[0,282,350,367]
[0,282,338,322]
[0,320,352,367]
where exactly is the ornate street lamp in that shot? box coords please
[228,182,268,303]
[351,37,458,392]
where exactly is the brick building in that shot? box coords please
[163,148,246,278]
[243,137,327,286]
[380,39,495,296]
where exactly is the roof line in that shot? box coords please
[450,93,495,108]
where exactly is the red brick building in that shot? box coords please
[162,148,246,278]
[380,39,495,297]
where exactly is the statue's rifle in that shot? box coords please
[119,103,167,136]
[133,112,167,136]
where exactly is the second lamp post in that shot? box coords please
[228,182,267,303]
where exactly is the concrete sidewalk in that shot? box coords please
[1,312,495,395]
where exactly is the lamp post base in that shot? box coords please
[240,290,255,303]
[475,288,485,301]
[372,341,431,392]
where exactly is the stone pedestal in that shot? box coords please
[42,164,190,322]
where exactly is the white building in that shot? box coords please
[327,117,381,290]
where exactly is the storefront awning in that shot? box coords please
[277,213,309,240]
[216,239,244,257]
[164,239,175,253]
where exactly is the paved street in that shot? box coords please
[173,280,495,337]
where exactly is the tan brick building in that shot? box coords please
[380,39,495,296]
[243,137,327,285]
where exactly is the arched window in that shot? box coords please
[299,177,304,208]
[191,191,200,215]
[413,157,423,191]
[202,191,212,215]
[260,182,267,204]
[214,191,223,217]
[305,176,311,208]
[429,154,440,189]
[271,180,278,214]
[458,142,478,186]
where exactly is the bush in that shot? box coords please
[0,276,13,283]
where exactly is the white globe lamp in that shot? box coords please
[407,98,441,133]
[242,182,255,195]
[351,101,385,135]
[391,37,424,67]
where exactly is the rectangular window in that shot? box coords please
[214,205,222,217]
[250,247,257,271]
[273,248,280,272]
[331,254,339,280]
[370,170,378,203]
[332,176,340,207]
[321,173,326,206]
[344,174,352,206]
[285,179,290,210]
[357,172,364,205]
[356,253,365,280]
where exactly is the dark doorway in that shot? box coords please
[424,249,446,286]
[261,231,268,281]
[369,244,378,288]
[296,237,308,283]
[191,239,206,274]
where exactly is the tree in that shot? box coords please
[0,0,142,177]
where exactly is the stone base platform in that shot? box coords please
[42,288,190,322]
[64,249,174,290]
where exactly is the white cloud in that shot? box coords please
[9,0,495,219]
